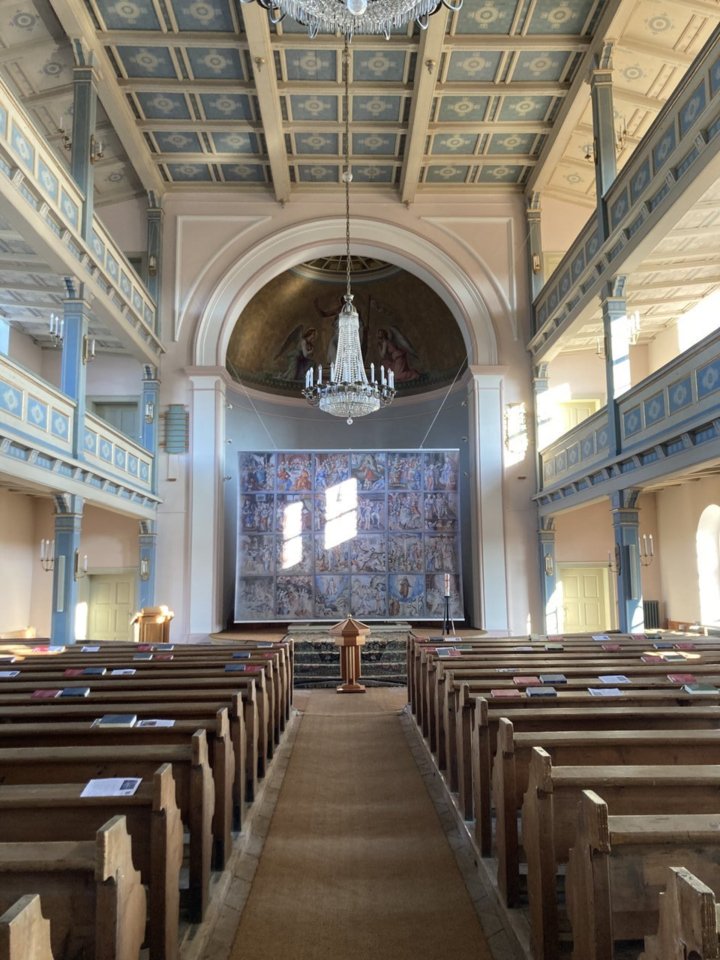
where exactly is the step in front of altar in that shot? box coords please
[286,623,410,687]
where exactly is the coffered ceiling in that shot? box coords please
[2,0,717,206]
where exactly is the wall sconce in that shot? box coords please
[89,134,104,164]
[640,533,654,566]
[57,114,71,151]
[140,558,151,581]
[531,253,542,274]
[49,313,64,347]
[73,549,88,581]
[40,538,55,572]
[544,554,554,577]
[615,116,628,152]
[144,401,155,424]
[608,544,622,576]
[82,335,96,364]
[425,58,436,74]
[147,254,158,276]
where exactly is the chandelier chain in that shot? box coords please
[343,37,351,299]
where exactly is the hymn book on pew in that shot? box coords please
[31,689,59,699]
[490,689,523,699]
[683,682,718,695]
[0,671,20,679]
[81,645,100,652]
[667,673,696,684]
[59,686,91,697]
[111,668,136,676]
[588,687,624,696]
[539,674,566,684]
[527,686,557,697]
[92,714,138,728]
[598,675,630,684]
[80,777,141,798]
[136,718,175,727]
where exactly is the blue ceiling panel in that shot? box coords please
[186,47,245,80]
[425,165,470,183]
[431,132,479,154]
[136,92,191,119]
[455,0,516,35]
[437,96,488,122]
[353,50,406,82]
[221,163,267,181]
[295,132,340,154]
[298,164,337,182]
[352,164,394,182]
[352,132,396,155]
[200,93,254,119]
[352,96,403,122]
[526,0,595,35]
[497,95,553,120]
[116,46,177,78]
[153,131,204,153]
[511,50,570,81]
[212,132,260,154]
[94,0,161,30]
[166,162,213,180]
[446,50,501,82]
[486,132,536,153]
[290,95,338,121]
[477,164,524,182]
[285,49,337,81]
[172,0,235,31]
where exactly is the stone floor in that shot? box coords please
[182,692,528,960]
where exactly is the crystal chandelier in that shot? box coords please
[302,41,396,425]
[241,0,461,38]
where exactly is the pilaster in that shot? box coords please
[138,518,157,609]
[610,488,644,633]
[526,192,544,300]
[466,367,509,631]
[538,514,559,634]
[50,493,84,646]
[590,42,618,238]
[69,41,98,241]
[60,280,90,460]
[600,279,629,458]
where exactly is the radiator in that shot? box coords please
[643,599,661,629]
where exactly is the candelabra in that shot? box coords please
[73,549,88,581]
[640,533,655,566]
[140,558,151,581]
[49,313,64,347]
[39,538,55,572]
[82,335,96,364]
[442,573,455,637]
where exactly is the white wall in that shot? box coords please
[154,189,539,636]
[0,489,36,634]
[656,476,720,624]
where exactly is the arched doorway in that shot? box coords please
[697,505,720,626]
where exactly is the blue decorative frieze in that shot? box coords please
[0,105,6,137]
[556,450,567,472]
[26,396,47,430]
[99,439,112,462]
[37,160,58,202]
[91,231,105,261]
[139,462,150,481]
[644,393,666,426]
[50,412,69,439]
[567,443,579,466]
[623,406,642,438]
[610,190,629,230]
[127,454,139,475]
[0,381,22,417]
[676,145,700,179]
[630,159,651,203]
[711,56,720,96]
[10,122,33,171]
[680,82,706,137]
[114,448,127,469]
[572,251,585,279]
[106,252,119,281]
[668,376,693,413]
[120,271,131,297]
[697,357,720,398]
[595,427,609,450]
[60,190,79,229]
[84,429,97,453]
[581,436,594,459]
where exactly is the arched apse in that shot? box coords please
[697,504,720,625]
[192,217,498,369]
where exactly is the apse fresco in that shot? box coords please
[225,260,467,396]
[234,449,464,622]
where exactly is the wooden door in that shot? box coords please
[558,564,614,633]
[88,574,135,641]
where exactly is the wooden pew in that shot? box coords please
[0,733,213,919]
[0,692,254,811]
[0,710,233,866]
[0,763,182,960]
[566,790,720,960]
[640,867,720,960]
[522,747,720,959]
[0,895,53,960]
[472,699,720,855]
[0,816,146,960]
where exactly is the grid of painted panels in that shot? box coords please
[235,449,463,622]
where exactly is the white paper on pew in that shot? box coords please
[82,645,100,652]
[591,634,611,642]
[598,674,630,683]
[136,718,175,727]
[588,687,623,697]
[0,671,20,678]
[81,777,141,798]
[110,668,136,676]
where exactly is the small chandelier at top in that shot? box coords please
[241,0,461,38]
[302,40,396,425]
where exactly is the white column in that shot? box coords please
[188,372,226,636]
[466,367,509,631]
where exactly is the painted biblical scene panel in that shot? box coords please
[234,449,463,621]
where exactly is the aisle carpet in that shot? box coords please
[229,688,492,960]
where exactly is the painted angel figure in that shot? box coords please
[274,326,317,381]
[376,325,420,382]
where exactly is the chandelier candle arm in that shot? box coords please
[301,37,396,425]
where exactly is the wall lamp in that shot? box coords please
[140,558,151,581]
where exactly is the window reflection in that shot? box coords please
[325,478,358,550]
[281,500,304,570]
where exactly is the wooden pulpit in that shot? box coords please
[330,616,369,694]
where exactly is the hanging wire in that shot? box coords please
[418,357,468,449]
[342,36,352,300]
[226,358,278,450]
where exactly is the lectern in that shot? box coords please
[330,616,369,694]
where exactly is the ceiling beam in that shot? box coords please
[628,274,720,291]
[400,10,447,205]
[615,37,696,68]
[0,37,59,63]
[612,86,665,113]
[636,253,720,269]
[240,3,291,203]
[41,0,165,198]
[525,0,638,195]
